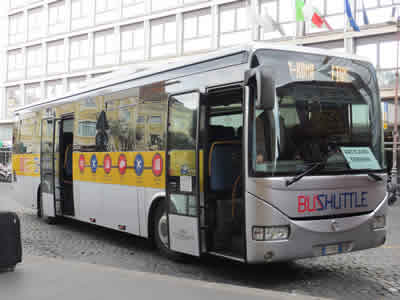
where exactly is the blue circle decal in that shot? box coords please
[90,154,98,173]
[134,154,144,176]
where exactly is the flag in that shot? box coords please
[246,7,285,36]
[391,6,399,23]
[345,0,360,31]
[296,0,305,22]
[361,0,369,25]
[303,2,332,30]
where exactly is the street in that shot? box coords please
[1,183,400,300]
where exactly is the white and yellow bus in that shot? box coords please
[13,43,388,263]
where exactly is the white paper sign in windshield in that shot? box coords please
[340,147,381,170]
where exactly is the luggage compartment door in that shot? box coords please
[166,91,201,256]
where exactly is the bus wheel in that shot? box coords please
[153,200,184,261]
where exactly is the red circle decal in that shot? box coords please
[79,155,85,172]
[152,153,163,177]
[104,154,112,174]
[118,154,127,175]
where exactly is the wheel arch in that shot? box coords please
[147,192,166,244]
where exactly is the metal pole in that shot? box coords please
[391,19,400,199]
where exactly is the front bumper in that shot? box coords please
[245,193,387,263]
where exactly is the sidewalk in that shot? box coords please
[0,255,328,300]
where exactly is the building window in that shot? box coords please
[219,2,252,47]
[356,0,397,26]
[151,17,177,58]
[26,45,43,78]
[9,13,24,44]
[68,76,86,92]
[121,23,145,63]
[49,1,66,34]
[47,40,65,74]
[151,0,179,12]
[259,0,296,40]
[71,0,90,30]
[78,121,97,137]
[28,7,43,41]
[122,0,145,18]
[6,86,22,119]
[183,9,212,53]
[46,80,63,99]
[9,0,26,10]
[356,43,377,66]
[7,50,24,81]
[25,83,42,105]
[95,29,115,66]
[95,0,118,24]
[70,35,89,71]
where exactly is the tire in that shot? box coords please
[153,200,185,261]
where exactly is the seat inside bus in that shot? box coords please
[208,125,241,193]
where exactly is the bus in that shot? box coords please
[12,43,387,263]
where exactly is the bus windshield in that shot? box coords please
[250,50,385,177]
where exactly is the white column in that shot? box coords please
[20,83,25,106]
[23,9,28,42]
[176,12,183,56]
[62,77,68,94]
[211,4,219,50]
[251,0,260,41]
[64,37,70,73]
[66,0,72,32]
[42,42,47,77]
[89,0,96,26]
[40,81,45,100]
[114,25,121,65]
[88,31,95,68]
[43,3,49,38]
[22,46,27,81]
[144,19,151,60]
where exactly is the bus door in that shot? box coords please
[40,118,61,217]
[166,91,201,256]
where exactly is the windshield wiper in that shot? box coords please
[286,162,325,187]
[356,169,383,181]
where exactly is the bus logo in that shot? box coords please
[118,154,127,175]
[104,154,112,174]
[79,155,85,172]
[134,154,144,176]
[90,154,98,173]
[152,153,163,177]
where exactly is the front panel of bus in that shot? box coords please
[244,49,387,263]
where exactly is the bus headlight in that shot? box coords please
[372,215,386,229]
[252,226,290,241]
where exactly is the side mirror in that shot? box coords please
[244,66,276,110]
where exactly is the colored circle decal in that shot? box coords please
[134,154,144,176]
[104,154,112,174]
[152,153,163,177]
[90,154,98,173]
[79,155,85,172]
[118,154,127,175]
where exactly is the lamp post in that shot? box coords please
[390,17,400,204]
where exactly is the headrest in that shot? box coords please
[209,125,235,140]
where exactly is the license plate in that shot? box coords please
[322,244,342,256]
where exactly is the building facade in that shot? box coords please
[3,0,400,129]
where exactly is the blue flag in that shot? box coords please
[345,0,360,31]
[361,0,369,25]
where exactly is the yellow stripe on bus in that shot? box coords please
[13,154,41,177]
[73,152,166,189]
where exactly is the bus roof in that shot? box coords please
[15,42,371,115]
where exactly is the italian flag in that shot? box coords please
[296,0,332,30]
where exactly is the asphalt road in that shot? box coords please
[1,183,399,300]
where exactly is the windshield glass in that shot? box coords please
[251,50,385,177]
